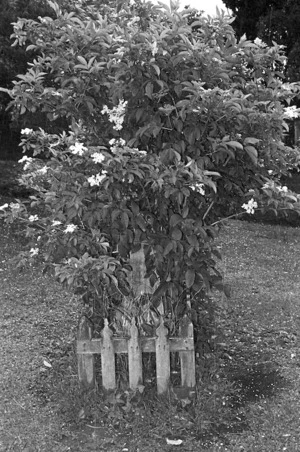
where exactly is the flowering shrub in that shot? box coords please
[1,1,300,332]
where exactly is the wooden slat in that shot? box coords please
[155,319,170,395]
[179,315,196,388]
[77,316,95,388]
[77,336,194,355]
[101,319,116,391]
[169,337,194,352]
[129,244,154,296]
[128,319,143,389]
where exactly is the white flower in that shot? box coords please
[28,215,39,222]
[10,202,20,210]
[21,128,33,135]
[0,203,8,211]
[19,155,34,170]
[37,166,48,175]
[38,16,47,24]
[110,145,118,154]
[52,220,62,227]
[29,248,39,256]
[150,40,158,56]
[268,170,273,175]
[109,138,126,154]
[262,182,271,190]
[109,138,126,146]
[64,224,77,233]
[101,100,128,131]
[24,161,33,171]
[91,152,105,164]
[191,183,205,196]
[18,155,32,164]
[87,171,108,186]
[69,142,87,156]
[278,185,288,193]
[283,106,300,119]
[242,198,258,215]
[254,37,266,47]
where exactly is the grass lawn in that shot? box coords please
[1,161,300,451]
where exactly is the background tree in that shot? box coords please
[0,0,53,155]
[223,0,300,82]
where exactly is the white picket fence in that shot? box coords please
[77,314,196,395]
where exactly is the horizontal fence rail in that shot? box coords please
[77,315,196,395]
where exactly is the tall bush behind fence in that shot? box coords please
[1,1,300,350]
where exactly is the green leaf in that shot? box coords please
[163,241,174,256]
[121,212,129,228]
[152,282,169,303]
[135,108,144,123]
[87,56,96,69]
[171,228,182,240]
[185,269,195,289]
[145,82,153,99]
[245,145,258,164]
[136,215,146,231]
[170,214,182,228]
[227,141,243,150]
[77,55,88,66]
[151,63,160,76]
[130,201,139,216]
[244,137,261,146]
[182,205,189,218]
[186,234,198,246]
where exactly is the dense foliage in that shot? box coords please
[1,1,300,338]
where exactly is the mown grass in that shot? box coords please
[1,163,300,451]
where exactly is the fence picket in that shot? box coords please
[128,319,143,389]
[77,316,95,388]
[101,319,116,391]
[179,315,196,388]
[155,318,170,395]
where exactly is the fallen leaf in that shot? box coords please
[78,408,86,419]
[166,438,183,445]
[43,359,52,368]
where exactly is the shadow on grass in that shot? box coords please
[230,361,288,404]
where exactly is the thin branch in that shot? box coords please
[210,211,245,226]
[203,200,215,221]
